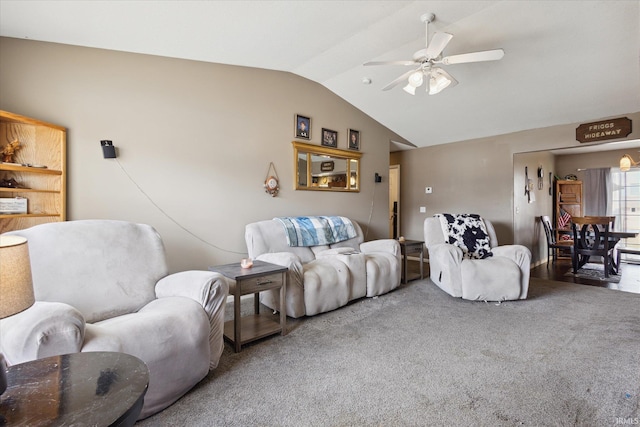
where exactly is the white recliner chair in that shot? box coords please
[424,214,531,301]
[0,220,229,419]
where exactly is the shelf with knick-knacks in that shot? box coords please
[0,110,66,233]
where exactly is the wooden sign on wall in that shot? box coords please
[576,117,632,143]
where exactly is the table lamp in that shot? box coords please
[0,235,35,395]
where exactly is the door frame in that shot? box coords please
[389,164,400,238]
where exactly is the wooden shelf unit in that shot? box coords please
[0,110,66,233]
[554,179,583,244]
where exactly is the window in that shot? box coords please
[610,168,640,258]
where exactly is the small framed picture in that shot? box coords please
[295,114,311,140]
[348,129,360,150]
[321,128,338,147]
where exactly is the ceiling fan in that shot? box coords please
[364,13,504,95]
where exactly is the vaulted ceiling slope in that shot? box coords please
[1,1,639,151]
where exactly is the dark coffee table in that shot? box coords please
[0,352,149,427]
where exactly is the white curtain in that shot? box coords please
[583,168,611,217]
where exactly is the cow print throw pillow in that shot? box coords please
[435,213,493,259]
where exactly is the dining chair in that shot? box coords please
[540,215,573,267]
[571,216,616,278]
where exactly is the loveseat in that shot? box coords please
[424,214,531,301]
[0,220,229,419]
[245,216,401,318]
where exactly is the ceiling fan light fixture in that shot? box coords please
[428,68,452,95]
[403,71,424,95]
[620,154,638,172]
[402,83,417,95]
[408,71,424,87]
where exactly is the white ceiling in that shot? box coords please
[1,1,639,152]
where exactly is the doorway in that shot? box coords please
[389,165,400,238]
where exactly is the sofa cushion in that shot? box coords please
[302,258,350,316]
[83,296,211,419]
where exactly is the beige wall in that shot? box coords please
[0,37,410,272]
[3,37,638,271]
[396,112,640,266]
[555,148,635,180]
[513,150,555,266]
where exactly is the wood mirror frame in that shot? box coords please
[293,141,362,192]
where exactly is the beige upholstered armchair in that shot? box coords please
[424,214,531,301]
[0,220,229,419]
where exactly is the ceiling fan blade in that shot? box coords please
[382,68,421,91]
[424,32,453,59]
[439,48,504,65]
[364,60,415,66]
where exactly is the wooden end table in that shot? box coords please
[209,260,287,352]
[399,239,425,284]
[0,352,149,427]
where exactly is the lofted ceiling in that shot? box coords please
[1,1,639,152]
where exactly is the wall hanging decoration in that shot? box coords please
[321,128,338,147]
[293,141,362,192]
[264,162,280,197]
[524,166,535,203]
[295,114,311,140]
[537,166,544,190]
[348,129,360,150]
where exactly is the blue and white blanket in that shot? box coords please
[435,213,493,259]
[275,216,358,247]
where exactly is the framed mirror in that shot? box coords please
[293,141,362,192]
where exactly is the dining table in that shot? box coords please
[571,229,638,276]
[610,230,639,274]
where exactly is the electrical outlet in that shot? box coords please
[419,206,426,213]
[425,187,433,194]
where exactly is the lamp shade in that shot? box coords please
[620,155,632,172]
[403,71,424,95]
[402,83,417,95]
[0,235,35,318]
[428,67,458,95]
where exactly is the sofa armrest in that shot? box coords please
[155,270,229,369]
[429,243,463,261]
[426,243,464,296]
[491,245,531,264]
[0,301,85,365]
[491,245,531,299]
[428,243,464,276]
[156,270,229,316]
[360,239,400,256]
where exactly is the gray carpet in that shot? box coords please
[137,278,640,426]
